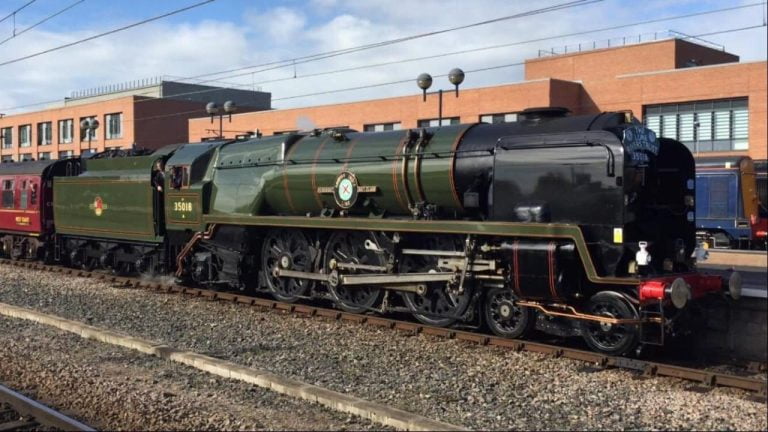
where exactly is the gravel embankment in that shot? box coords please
[0,317,381,430]
[1,265,766,430]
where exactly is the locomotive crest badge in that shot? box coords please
[317,171,378,209]
[89,196,109,216]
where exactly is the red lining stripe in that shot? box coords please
[391,138,410,212]
[548,241,559,300]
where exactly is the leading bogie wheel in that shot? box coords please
[581,291,640,356]
[262,229,314,303]
[483,287,535,339]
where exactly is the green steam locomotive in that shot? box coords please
[3,109,740,355]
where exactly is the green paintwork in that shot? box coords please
[163,141,226,232]
[209,137,283,217]
[54,155,164,243]
[202,213,639,286]
[207,126,471,218]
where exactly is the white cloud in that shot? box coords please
[245,7,307,43]
[0,0,764,115]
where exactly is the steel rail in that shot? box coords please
[1,258,766,400]
[0,384,95,431]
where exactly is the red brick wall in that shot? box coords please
[525,40,678,82]
[524,39,738,83]
[577,62,766,159]
[0,97,137,160]
[188,79,575,140]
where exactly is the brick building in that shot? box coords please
[188,38,767,162]
[0,79,270,162]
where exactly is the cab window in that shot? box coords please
[170,166,190,190]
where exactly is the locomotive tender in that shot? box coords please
[0,109,741,356]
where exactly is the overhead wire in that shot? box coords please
[0,0,217,68]
[0,0,37,24]
[0,0,86,47]
[183,0,601,83]
[113,22,768,126]
[214,1,768,88]
[5,22,766,156]
[1,1,763,114]
[0,0,600,112]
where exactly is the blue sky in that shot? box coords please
[0,0,765,114]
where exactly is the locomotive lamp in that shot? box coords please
[80,117,99,153]
[207,100,237,139]
[417,68,464,127]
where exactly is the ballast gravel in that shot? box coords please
[1,265,766,431]
[0,317,382,431]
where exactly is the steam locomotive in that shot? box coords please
[0,108,741,356]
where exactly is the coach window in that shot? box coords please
[19,180,28,210]
[30,183,38,206]
[2,180,14,209]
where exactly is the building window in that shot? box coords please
[105,112,123,140]
[644,98,749,153]
[37,122,52,146]
[81,149,96,157]
[20,153,33,162]
[480,113,518,124]
[1,155,13,163]
[59,119,74,144]
[19,125,31,147]
[59,150,74,159]
[417,117,460,128]
[38,152,51,160]
[80,116,97,141]
[363,122,402,132]
[1,127,12,149]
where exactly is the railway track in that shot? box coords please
[0,384,94,431]
[2,258,766,401]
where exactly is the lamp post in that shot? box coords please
[416,68,465,127]
[80,117,99,155]
[206,100,237,139]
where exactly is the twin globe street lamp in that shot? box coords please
[206,100,238,139]
[416,68,465,127]
[80,117,99,154]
